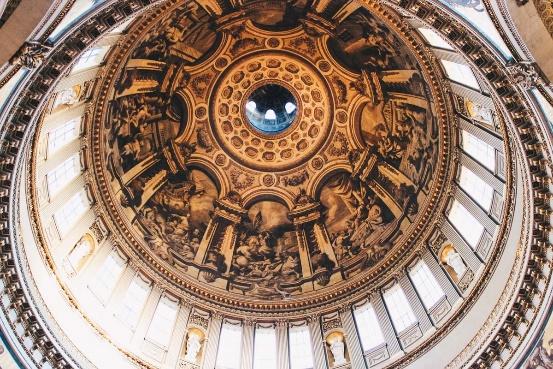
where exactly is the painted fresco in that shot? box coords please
[96,2,442,298]
[231,201,301,296]
[320,173,397,265]
[137,170,218,262]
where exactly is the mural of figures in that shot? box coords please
[231,201,301,295]
[136,170,218,261]
[92,0,447,300]
[247,0,309,29]
[329,8,420,72]
[320,173,396,265]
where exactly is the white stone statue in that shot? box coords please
[184,331,202,363]
[330,339,347,367]
[445,249,467,277]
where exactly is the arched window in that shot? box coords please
[63,234,94,276]
[289,325,314,369]
[216,323,242,369]
[72,46,110,73]
[440,60,480,90]
[418,28,454,50]
[89,250,126,303]
[54,190,89,237]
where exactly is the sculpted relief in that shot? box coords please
[93,1,442,299]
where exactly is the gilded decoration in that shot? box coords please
[88,0,451,305]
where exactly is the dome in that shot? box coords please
[89,1,448,309]
[0,1,552,369]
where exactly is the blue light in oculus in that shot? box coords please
[245,84,297,133]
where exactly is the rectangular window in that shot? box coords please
[459,166,494,210]
[408,261,445,310]
[47,154,80,196]
[382,284,417,333]
[418,28,454,50]
[215,323,243,369]
[116,275,151,329]
[448,200,484,248]
[72,46,110,72]
[462,131,496,171]
[54,190,89,236]
[90,251,126,303]
[354,304,386,351]
[48,118,80,153]
[289,326,314,369]
[253,327,277,369]
[145,296,179,348]
[441,60,480,90]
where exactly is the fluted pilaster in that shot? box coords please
[398,275,433,333]
[241,322,255,369]
[339,308,366,369]
[308,318,328,369]
[422,250,460,305]
[371,293,401,356]
[202,314,223,369]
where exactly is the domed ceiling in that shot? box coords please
[89,0,451,310]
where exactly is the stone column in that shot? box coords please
[163,304,192,369]
[241,321,255,369]
[313,222,338,266]
[398,275,433,333]
[194,217,221,264]
[371,293,401,356]
[276,322,290,369]
[295,225,314,291]
[202,314,223,369]
[308,318,328,369]
[339,307,367,369]
[219,223,239,274]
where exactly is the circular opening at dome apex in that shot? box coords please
[244,84,297,134]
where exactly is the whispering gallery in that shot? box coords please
[0,0,553,368]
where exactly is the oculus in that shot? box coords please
[244,83,297,134]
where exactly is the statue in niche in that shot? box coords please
[230,201,301,295]
[137,170,218,262]
[326,332,348,367]
[441,244,468,279]
[184,329,204,364]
